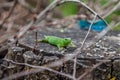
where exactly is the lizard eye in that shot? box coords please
[65,38,70,40]
[64,38,69,41]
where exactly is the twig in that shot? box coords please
[19,42,64,57]
[34,0,60,25]
[0,2,13,8]
[101,0,119,16]
[16,21,33,39]
[34,0,108,25]
[0,27,15,44]
[72,14,97,78]
[80,15,97,49]
[16,0,59,39]
[101,0,114,9]
[76,21,119,80]
[77,56,111,80]
[77,54,120,80]
[35,31,38,46]
[114,21,120,27]
[43,9,116,80]
[0,0,17,29]
[2,58,75,80]
[18,0,35,12]
[61,0,108,25]
[103,1,120,18]
[33,31,38,52]
[73,57,77,79]
[35,0,42,13]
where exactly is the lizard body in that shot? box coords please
[39,36,75,50]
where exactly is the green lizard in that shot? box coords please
[38,36,76,50]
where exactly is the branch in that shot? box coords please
[34,0,60,25]
[0,0,17,29]
[72,14,97,78]
[18,0,35,12]
[34,0,108,26]
[60,0,108,25]
[16,21,33,39]
[2,58,75,80]
[103,1,120,18]
[0,2,13,8]
[77,59,108,80]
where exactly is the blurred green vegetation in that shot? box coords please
[105,10,120,30]
[49,0,120,30]
[105,10,120,23]
[56,2,78,17]
[26,0,37,7]
[49,0,78,17]
[99,0,108,5]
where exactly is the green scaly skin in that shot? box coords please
[38,36,75,50]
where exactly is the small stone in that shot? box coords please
[86,53,92,57]
[118,34,120,37]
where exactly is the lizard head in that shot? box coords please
[63,38,72,45]
[64,38,76,47]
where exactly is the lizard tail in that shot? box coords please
[37,39,48,43]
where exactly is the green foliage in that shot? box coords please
[56,2,78,17]
[50,0,78,17]
[26,0,36,7]
[81,0,88,3]
[112,25,120,31]
[99,0,108,5]
[105,10,120,23]
[105,10,120,30]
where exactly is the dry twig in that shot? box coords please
[0,0,17,29]
[103,1,120,18]
[2,58,75,80]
